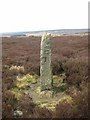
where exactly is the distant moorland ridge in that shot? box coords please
[1,29,89,37]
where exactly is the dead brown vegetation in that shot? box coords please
[2,35,88,118]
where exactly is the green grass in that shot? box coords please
[11,74,39,100]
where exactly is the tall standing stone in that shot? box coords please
[40,33,52,91]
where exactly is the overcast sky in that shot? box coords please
[0,0,89,33]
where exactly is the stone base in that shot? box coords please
[27,85,71,111]
[40,85,53,91]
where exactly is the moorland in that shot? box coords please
[2,34,88,118]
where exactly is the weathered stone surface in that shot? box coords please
[40,33,52,91]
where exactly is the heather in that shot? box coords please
[2,35,88,118]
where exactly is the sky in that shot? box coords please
[0,0,89,33]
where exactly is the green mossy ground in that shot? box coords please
[10,73,71,111]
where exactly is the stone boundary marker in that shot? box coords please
[40,33,53,91]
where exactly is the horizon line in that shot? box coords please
[0,28,88,34]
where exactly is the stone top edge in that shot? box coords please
[42,33,51,41]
